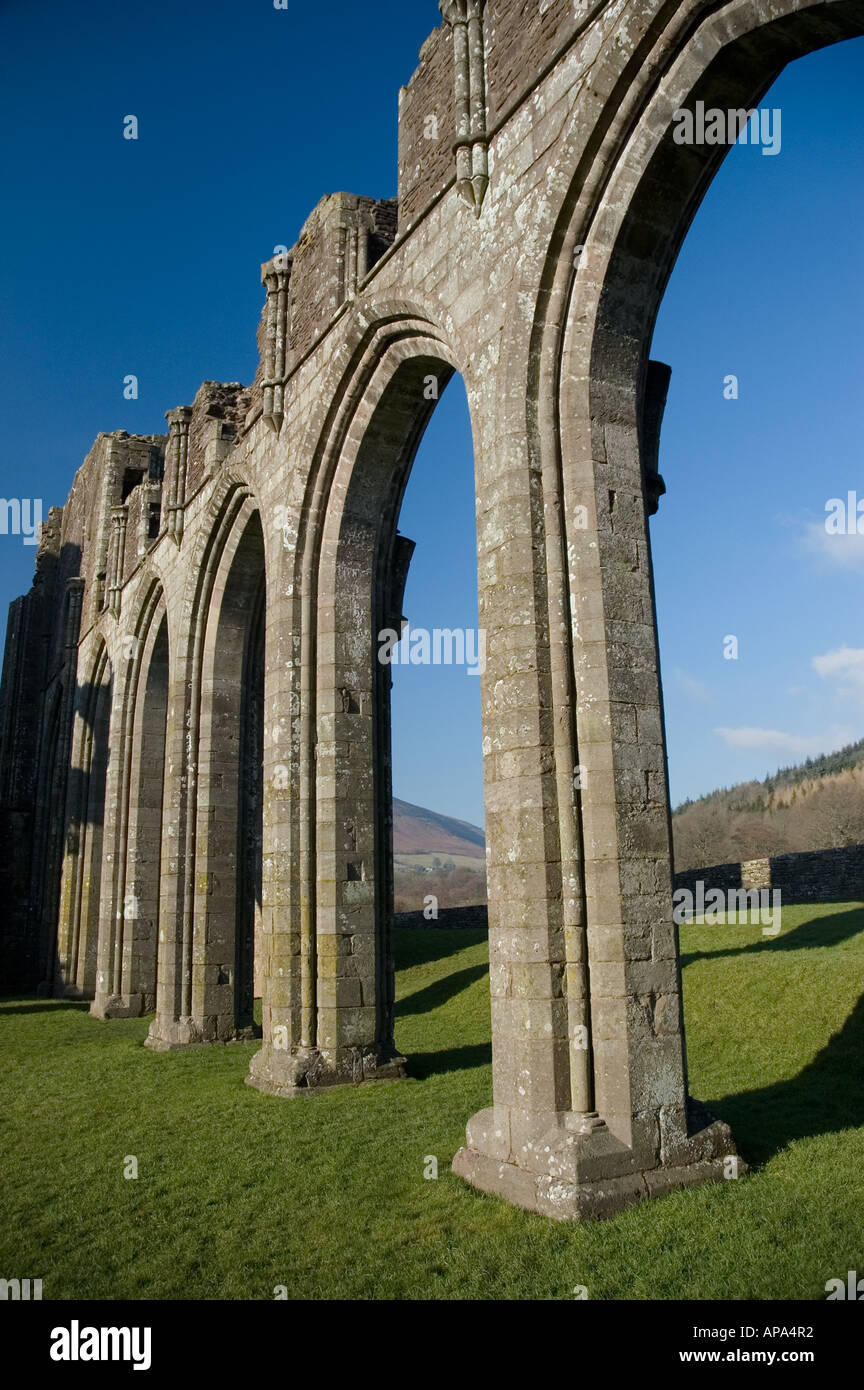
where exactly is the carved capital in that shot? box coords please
[439,0,484,24]
[165,404,193,434]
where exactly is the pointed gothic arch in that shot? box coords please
[248,316,469,1094]
[146,484,267,1047]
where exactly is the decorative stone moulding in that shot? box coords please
[106,505,128,618]
[261,255,292,432]
[440,0,489,215]
[164,406,193,545]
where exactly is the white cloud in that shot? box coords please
[812,646,864,682]
[714,725,855,756]
[802,520,864,574]
[714,649,864,757]
[812,646,864,703]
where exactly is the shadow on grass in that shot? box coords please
[396,964,488,1017]
[393,926,486,972]
[680,905,864,969]
[708,989,864,1167]
[0,998,90,1017]
[407,1042,492,1080]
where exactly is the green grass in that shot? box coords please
[1,903,863,1300]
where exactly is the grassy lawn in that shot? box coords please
[1,902,863,1300]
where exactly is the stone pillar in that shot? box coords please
[247,407,414,1097]
[145,645,193,1048]
[246,521,408,1094]
[106,505,127,617]
[91,649,127,1018]
[246,575,304,1090]
[54,646,112,999]
[165,406,193,545]
[261,257,291,433]
[452,369,742,1219]
[440,0,489,215]
[43,577,84,993]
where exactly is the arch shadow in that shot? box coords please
[680,904,864,968]
[710,990,864,1167]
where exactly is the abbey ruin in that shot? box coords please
[2,0,860,1220]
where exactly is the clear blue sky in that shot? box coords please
[1,2,862,829]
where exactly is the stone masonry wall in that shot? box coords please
[185,382,250,501]
[484,0,595,125]
[674,844,864,905]
[393,904,489,931]
[285,194,399,361]
[397,24,455,229]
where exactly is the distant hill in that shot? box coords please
[674,737,864,815]
[392,797,485,860]
[392,732,864,887]
[672,738,864,872]
[392,798,486,912]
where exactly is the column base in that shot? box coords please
[144,1015,203,1050]
[452,1099,744,1221]
[90,992,145,1020]
[56,984,94,1001]
[144,1014,261,1049]
[246,1041,408,1097]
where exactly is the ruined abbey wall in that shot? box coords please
[2,0,862,1221]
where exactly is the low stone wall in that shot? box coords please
[393,904,489,931]
[673,844,864,905]
[393,845,864,931]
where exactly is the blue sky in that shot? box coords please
[1,2,862,829]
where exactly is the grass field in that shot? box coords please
[1,902,863,1300]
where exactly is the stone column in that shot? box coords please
[247,512,408,1095]
[106,506,127,617]
[46,578,84,993]
[246,572,305,1091]
[453,364,742,1218]
[165,406,193,545]
[440,0,489,215]
[261,257,291,433]
[145,640,194,1048]
[54,647,112,999]
[91,646,128,1019]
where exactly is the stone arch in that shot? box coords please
[248,317,468,1095]
[195,503,265,1039]
[55,639,113,998]
[450,0,864,1218]
[148,480,266,1047]
[91,580,170,1019]
[564,0,864,1137]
